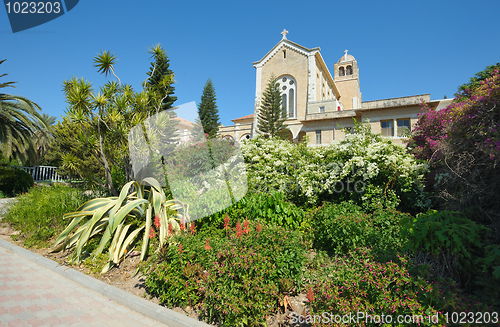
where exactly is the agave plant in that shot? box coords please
[52,177,186,273]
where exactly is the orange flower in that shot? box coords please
[190,222,196,235]
[149,228,156,239]
[235,221,242,239]
[154,214,161,228]
[204,238,211,251]
[243,219,250,234]
[223,213,230,230]
[306,287,315,302]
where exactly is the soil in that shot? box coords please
[0,198,309,326]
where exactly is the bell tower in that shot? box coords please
[334,50,361,110]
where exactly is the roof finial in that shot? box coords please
[281,29,289,40]
[344,49,348,59]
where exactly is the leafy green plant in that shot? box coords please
[0,166,33,197]
[52,178,185,273]
[142,218,309,326]
[402,210,486,274]
[312,202,405,258]
[3,184,86,247]
[199,191,305,230]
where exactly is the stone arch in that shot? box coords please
[239,134,251,142]
[298,131,307,143]
[346,65,353,75]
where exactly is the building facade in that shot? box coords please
[219,30,452,145]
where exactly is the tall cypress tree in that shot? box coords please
[257,75,287,137]
[197,79,220,138]
[145,45,176,111]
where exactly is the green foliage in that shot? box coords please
[456,62,500,98]
[145,44,176,111]
[3,184,86,247]
[256,75,288,137]
[52,178,185,273]
[312,202,405,258]
[0,166,33,197]
[0,59,47,164]
[308,248,489,326]
[142,220,308,326]
[199,191,306,230]
[402,210,486,272]
[46,117,104,186]
[60,44,176,195]
[197,78,220,138]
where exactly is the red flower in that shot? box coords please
[148,228,156,239]
[154,214,161,228]
[180,217,186,230]
[167,223,174,236]
[190,222,196,235]
[243,219,250,234]
[256,222,262,233]
[224,213,230,230]
[178,244,184,253]
[204,238,211,250]
[306,287,315,302]
[235,221,243,239]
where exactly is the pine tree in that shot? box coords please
[197,79,220,138]
[257,75,287,137]
[145,45,176,111]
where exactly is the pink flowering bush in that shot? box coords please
[408,68,500,310]
[307,248,492,327]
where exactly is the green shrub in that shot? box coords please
[402,210,486,279]
[312,202,405,258]
[142,219,309,326]
[307,248,490,326]
[0,167,34,197]
[3,184,87,247]
[199,191,305,230]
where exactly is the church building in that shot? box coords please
[219,30,452,145]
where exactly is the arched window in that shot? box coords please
[339,67,345,76]
[282,93,287,115]
[346,66,353,75]
[277,75,296,118]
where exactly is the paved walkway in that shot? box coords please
[0,239,210,327]
[0,244,165,327]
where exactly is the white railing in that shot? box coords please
[15,166,70,182]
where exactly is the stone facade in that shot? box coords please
[218,32,452,145]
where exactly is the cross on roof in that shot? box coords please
[281,29,288,40]
[344,49,348,57]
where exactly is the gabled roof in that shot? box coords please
[253,39,320,68]
[232,113,254,122]
[173,116,197,130]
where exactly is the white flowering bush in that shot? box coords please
[241,123,430,212]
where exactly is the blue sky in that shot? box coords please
[1,0,499,126]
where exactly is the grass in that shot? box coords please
[3,184,88,248]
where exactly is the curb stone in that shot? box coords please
[0,238,211,327]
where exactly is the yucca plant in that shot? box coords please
[52,177,186,273]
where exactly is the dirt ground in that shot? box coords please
[0,199,309,326]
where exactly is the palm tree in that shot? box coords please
[0,59,46,164]
[33,113,57,164]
